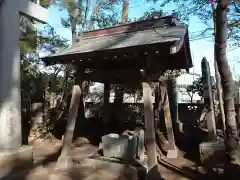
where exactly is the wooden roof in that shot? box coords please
[41,16,193,83]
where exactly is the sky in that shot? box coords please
[41,0,240,83]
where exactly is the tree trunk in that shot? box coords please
[167,78,178,132]
[29,102,44,141]
[215,0,240,173]
[71,0,82,43]
[121,0,129,23]
[84,0,90,26]
[190,95,193,104]
[103,83,110,123]
[60,0,82,113]
[88,4,100,31]
[236,86,240,136]
[212,3,226,135]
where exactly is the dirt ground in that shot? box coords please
[2,139,226,180]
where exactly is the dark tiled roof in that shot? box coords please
[41,16,192,72]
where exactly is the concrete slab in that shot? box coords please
[19,0,48,24]
[0,145,33,178]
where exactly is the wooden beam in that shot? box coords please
[82,16,178,38]
[55,85,81,170]
[142,81,157,170]
[42,43,172,66]
[19,0,48,24]
[156,131,169,152]
[82,68,166,83]
[159,82,178,158]
[154,82,160,128]
[84,70,144,80]
[170,33,185,54]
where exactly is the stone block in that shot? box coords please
[0,145,33,178]
[199,140,226,168]
[102,133,138,160]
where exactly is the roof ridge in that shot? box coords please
[77,15,183,40]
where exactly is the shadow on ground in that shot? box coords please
[1,143,139,180]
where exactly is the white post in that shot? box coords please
[0,1,48,176]
[19,0,48,23]
[0,0,48,150]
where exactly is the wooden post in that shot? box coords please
[30,102,44,141]
[138,129,145,162]
[214,61,226,133]
[154,82,160,130]
[155,82,169,153]
[202,57,217,140]
[103,82,110,123]
[142,82,157,170]
[159,82,178,158]
[55,85,81,170]
[167,78,178,132]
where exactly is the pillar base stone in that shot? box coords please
[0,145,33,178]
[167,148,178,159]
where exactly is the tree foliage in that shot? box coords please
[159,0,240,46]
[20,1,70,141]
[186,77,204,100]
[59,0,120,31]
